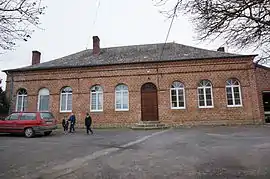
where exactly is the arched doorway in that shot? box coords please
[141,83,158,121]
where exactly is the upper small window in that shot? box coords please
[226,79,242,107]
[90,85,103,112]
[170,81,185,109]
[16,88,28,112]
[115,84,129,111]
[197,80,214,108]
[60,87,72,112]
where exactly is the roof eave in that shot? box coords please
[2,54,257,73]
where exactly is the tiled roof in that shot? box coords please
[3,42,255,72]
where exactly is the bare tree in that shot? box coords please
[0,0,45,51]
[154,0,270,64]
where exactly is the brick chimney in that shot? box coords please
[93,36,100,55]
[217,47,225,52]
[32,50,41,65]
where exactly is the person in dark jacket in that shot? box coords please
[62,115,69,134]
[69,113,76,133]
[85,113,93,135]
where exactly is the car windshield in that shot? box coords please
[40,112,54,120]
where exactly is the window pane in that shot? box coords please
[206,100,212,106]
[227,93,233,100]
[91,93,97,110]
[116,92,121,109]
[123,92,128,109]
[178,89,183,96]
[199,100,205,106]
[116,104,121,109]
[199,94,205,101]
[226,87,232,94]
[98,93,103,110]
[205,88,211,95]
[172,102,177,107]
[235,99,241,105]
[61,94,66,111]
[23,96,28,111]
[179,102,184,107]
[171,90,176,96]
[178,95,184,102]
[234,92,240,99]
[67,94,72,111]
[233,87,239,93]
[206,94,212,100]
[17,96,22,111]
[228,99,233,105]
[172,95,177,102]
[39,95,49,111]
[198,88,204,94]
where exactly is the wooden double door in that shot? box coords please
[141,83,158,121]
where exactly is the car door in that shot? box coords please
[0,113,20,133]
[16,113,37,132]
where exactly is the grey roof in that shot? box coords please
[3,42,256,72]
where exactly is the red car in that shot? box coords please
[0,112,57,138]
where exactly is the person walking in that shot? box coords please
[85,113,93,135]
[69,113,76,133]
[62,115,69,134]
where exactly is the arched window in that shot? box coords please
[90,85,103,111]
[226,79,242,107]
[115,84,129,111]
[60,87,72,112]
[16,88,28,112]
[198,80,213,108]
[38,88,50,111]
[170,81,185,109]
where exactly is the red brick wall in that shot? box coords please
[255,65,270,122]
[5,56,264,127]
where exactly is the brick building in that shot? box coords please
[3,36,270,127]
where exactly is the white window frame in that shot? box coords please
[115,84,129,111]
[60,87,72,112]
[16,89,27,112]
[197,80,214,108]
[90,85,103,112]
[38,88,50,111]
[226,79,243,107]
[170,82,186,109]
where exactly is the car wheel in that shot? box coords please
[44,131,52,136]
[24,128,34,138]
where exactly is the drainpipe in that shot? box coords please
[5,71,14,114]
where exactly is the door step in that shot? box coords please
[131,121,169,130]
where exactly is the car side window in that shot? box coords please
[40,112,54,119]
[6,113,20,120]
[20,113,37,120]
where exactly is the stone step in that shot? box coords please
[131,126,170,130]
[135,123,166,127]
[131,121,169,130]
[138,121,160,124]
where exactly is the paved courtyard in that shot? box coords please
[1,126,270,179]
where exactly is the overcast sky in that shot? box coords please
[0,0,258,90]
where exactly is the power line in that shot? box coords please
[86,0,101,49]
[159,2,180,60]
